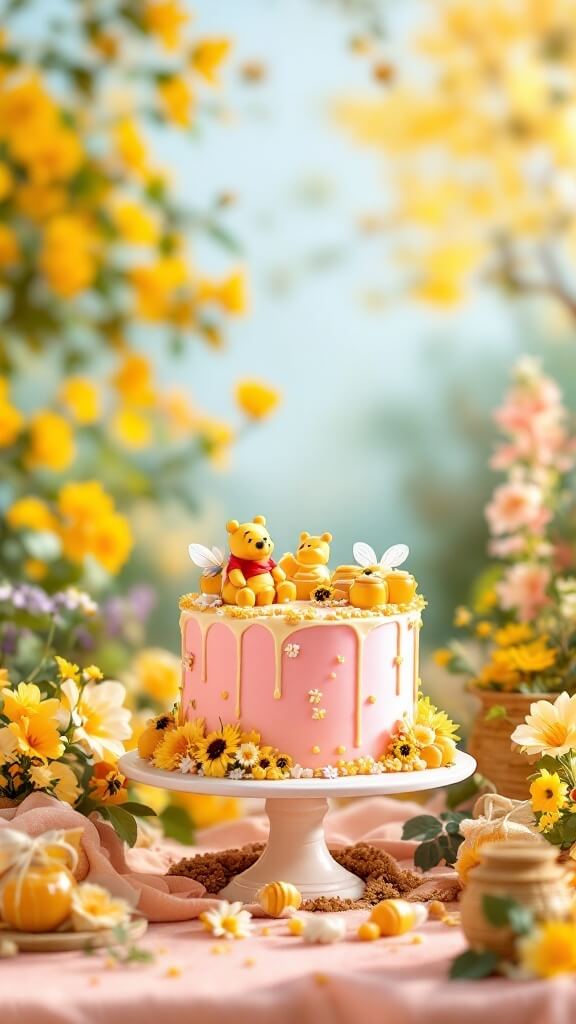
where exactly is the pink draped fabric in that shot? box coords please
[1,793,575,1023]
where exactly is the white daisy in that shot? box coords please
[322,765,338,779]
[237,742,259,768]
[200,901,253,940]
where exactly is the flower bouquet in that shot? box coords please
[0,582,152,844]
[435,357,576,797]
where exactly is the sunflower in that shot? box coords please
[274,752,293,774]
[138,711,176,759]
[311,583,334,603]
[196,723,240,777]
[388,732,420,766]
[153,718,205,771]
[252,746,278,779]
[530,768,568,815]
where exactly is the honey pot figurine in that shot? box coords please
[349,541,413,609]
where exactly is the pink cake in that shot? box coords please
[179,602,423,770]
[137,516,459,779]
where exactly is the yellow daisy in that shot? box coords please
[530,769,568,815]
[519,921,576,978]
[196,723,240,777]
[153,718,205,771]
[494,623,534,647]
[415,695,460,741]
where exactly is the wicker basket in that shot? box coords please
[467,688,554,800]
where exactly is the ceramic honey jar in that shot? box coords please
[385,570,417,604]
[460,840,573,960]
[349,569,389,609]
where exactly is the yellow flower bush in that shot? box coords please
[0,5,278,595]
[338,1,576,316]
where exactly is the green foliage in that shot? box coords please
[483,704,508,723]
[159,804,196,845]
[402,811,467,870]
[449,949,499,980]
[482,894,534,936]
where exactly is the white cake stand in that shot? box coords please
[119,750,476,902]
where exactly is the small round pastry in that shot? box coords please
[385,570,417,604]
[257,881,302,917]
[349,569,389,609]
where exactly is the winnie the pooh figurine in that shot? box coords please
[222,516,296,607]
[279,531,333,601]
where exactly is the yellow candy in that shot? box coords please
[287,916,305,936]
[349,571,389,609]
[357,921,381,941]
[369,898,428,937]
[2,864,75,932]
[257,881,302,917]
[385,571,417,604]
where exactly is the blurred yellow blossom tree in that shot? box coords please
[338,0,576,313]
[0,0,279,592]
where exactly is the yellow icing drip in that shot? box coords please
[395,620,402,697]
[273,640,281,700]
[413,618,420,702]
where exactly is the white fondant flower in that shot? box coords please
[312,707,326,720]
[322,765,338,779]
[178,755,196,774]
[200,901,253,940]
[290,764,303,779]
[308,689,322,705]
[301,768,314,778]
[237,742,259,768]
[194,594,223,608]
[301,915,346,944]
[228,767,245,780]
[284,643,300,658]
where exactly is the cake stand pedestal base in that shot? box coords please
[119,751,476,902]
[220,797,363,901]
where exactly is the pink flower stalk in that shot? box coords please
[496,563,551,622]
[485,481,550,536]
[491,359,574,474]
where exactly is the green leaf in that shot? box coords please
[402,814,443,841]
[120,802,157,817]
[482,894,533,934]
[103,805,138,847]
[534,755,562,775]
[449,949,499,980]
[159,805,196,845]
[484,704,508,723]
[414,838,444,871]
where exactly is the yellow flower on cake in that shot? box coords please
[251,746,279,780]
[1,681,61,725]
[59,377,101,425]
[236,742,260,769]
[415,695,460,741]
[61,678,131,761]
[196,724,240,778]
[152,719,205,771]
[8,715,65,761]
[6,496,56,533]
[70,883,132,932]
[26,410,75,472]
[530,769,568,816]
[200,900,253,940]
[235,379,280,420]
[511,692,576,757]
[518,921,576,979]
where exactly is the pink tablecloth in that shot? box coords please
[2,796,576,1024]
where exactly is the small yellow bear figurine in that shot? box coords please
[222,516,296,607]
[279,531,333,600]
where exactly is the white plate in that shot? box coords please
[0,916,147,953]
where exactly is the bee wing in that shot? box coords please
[188,543,225,570]
[380,543,409,570]
[353,542,377,567]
